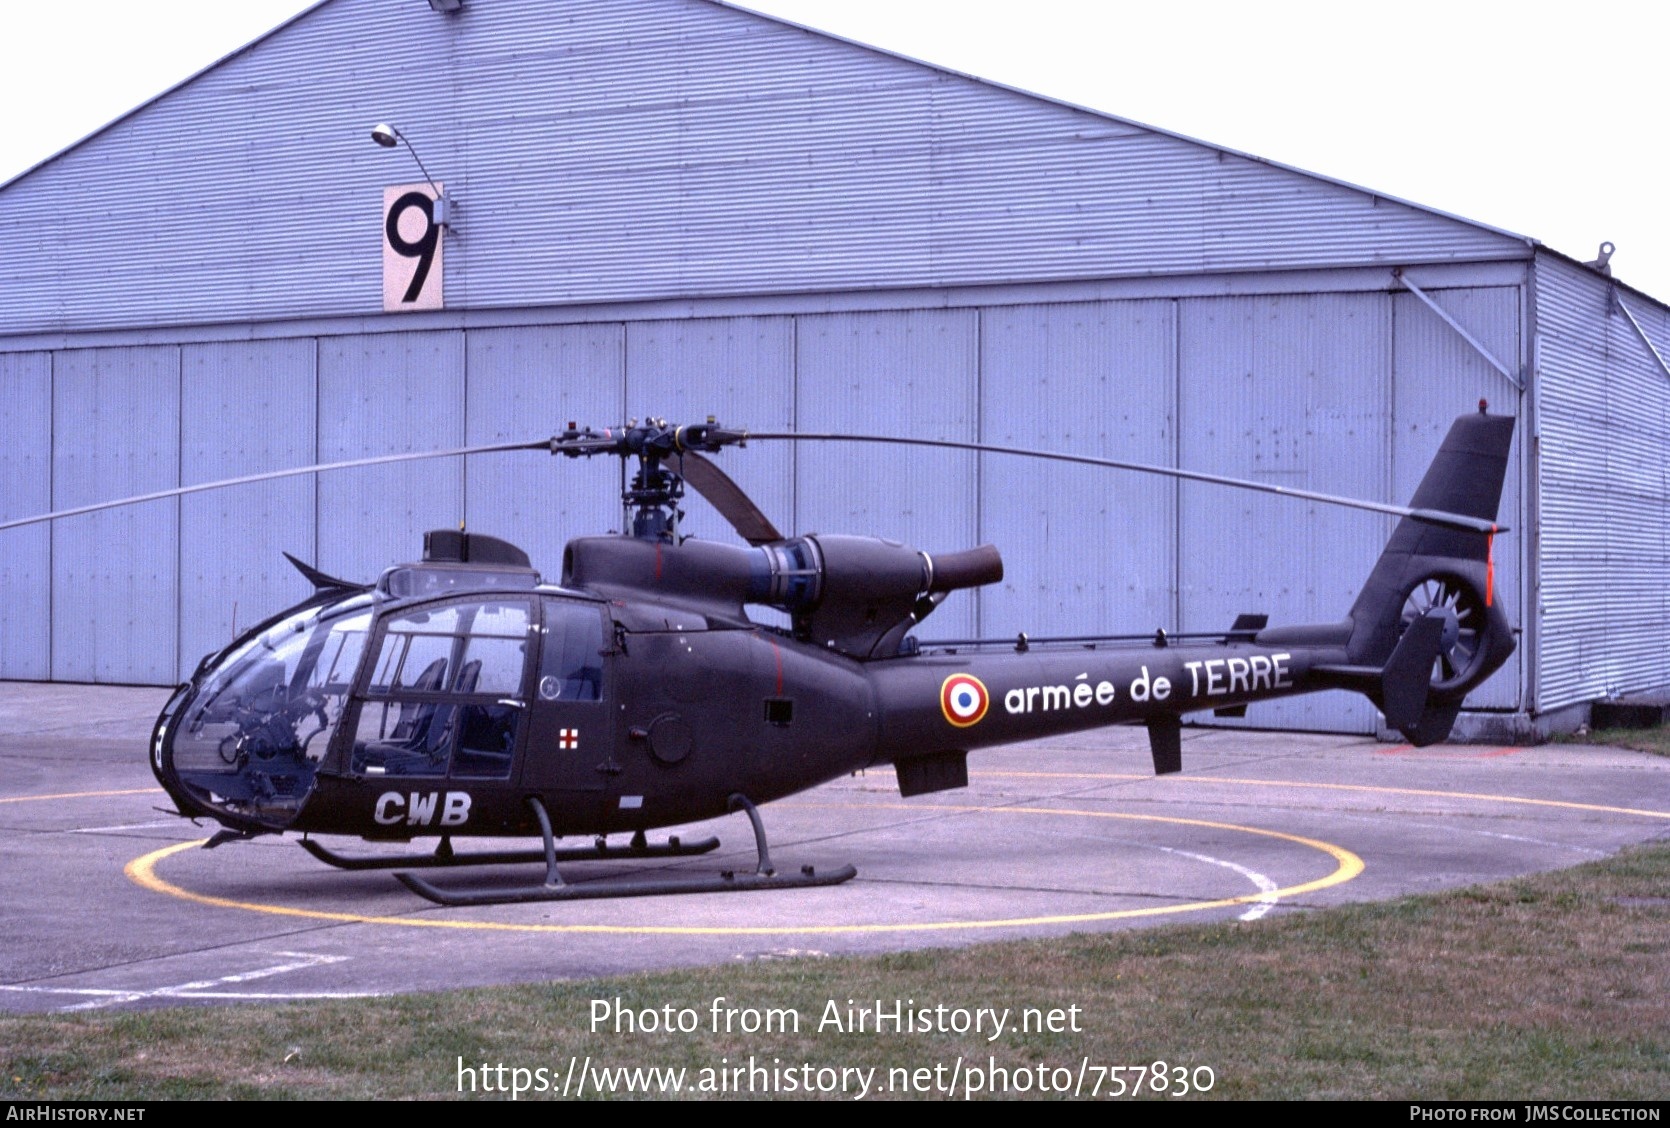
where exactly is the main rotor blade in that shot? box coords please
[744,432,1505,536]
[0,422,1505,539]
[0,439,550,533]
[678,450,783,546]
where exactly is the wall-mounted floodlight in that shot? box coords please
[369,122,451,228]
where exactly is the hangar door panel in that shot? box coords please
[178,339,318,679]
[1178,293,1392,734]
[979,300,1178,639]
[465,325,624,578]
[795,310,980,641]
[0,353,51,679]
[317,332,465,585]
[52,347,181,684]
[626,318,796,551]
[1537,265,1670,712]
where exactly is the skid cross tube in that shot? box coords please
[394,793,855,906]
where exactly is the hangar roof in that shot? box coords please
[0,0,1536,336]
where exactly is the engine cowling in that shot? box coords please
[562,534,1002,658]
[757,535,1002,658]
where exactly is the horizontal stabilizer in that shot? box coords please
[1380,611,1444,731]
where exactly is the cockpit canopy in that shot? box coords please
[156,551,606,833]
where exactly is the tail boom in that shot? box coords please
[871,408,1518,787]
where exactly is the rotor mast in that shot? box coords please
[548,417,749,541]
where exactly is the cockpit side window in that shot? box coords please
[456,601,532,695]
[366,604,468,695]
[538,598,605,702]
[308,614,370,697]
[298,609,372,763]
[351,597,534,780]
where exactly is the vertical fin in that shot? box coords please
[1216,614,1267,716]
[1147,715,1182,775]
[1379,611,1443,731]
[1346,412,1516,670]
[1399,701,1462,747]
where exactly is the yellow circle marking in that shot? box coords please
[970,771,1670,821]
[125,804,1362,936]
[1,787,161,805]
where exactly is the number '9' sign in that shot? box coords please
[382,183,444,311]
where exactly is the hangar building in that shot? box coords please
[3,0,1668,738]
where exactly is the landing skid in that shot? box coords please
[396,794,857,906]
[299,829,719,871]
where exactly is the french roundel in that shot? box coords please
[940,673,990,728]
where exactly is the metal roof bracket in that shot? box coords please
[1608,288,1670,384]
[1393,268,1522,391]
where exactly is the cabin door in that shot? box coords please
[519,597,612,794]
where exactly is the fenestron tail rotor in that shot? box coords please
[1400,575,1489,693]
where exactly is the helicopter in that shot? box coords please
[10,406,1515,906]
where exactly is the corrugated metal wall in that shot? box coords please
[465,323,626,575]
[0,274,1528,738]
[317,332,467,585]
[0,0,1523,336]
[1536,254,1670,712]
